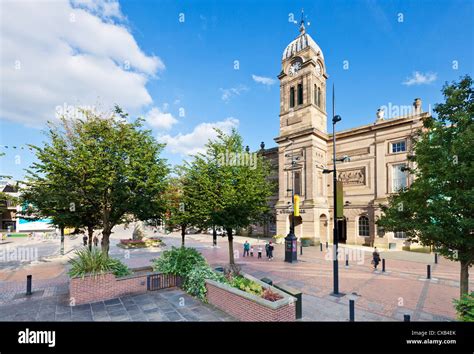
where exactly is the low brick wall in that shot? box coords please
[205,274,296,321]
[69,271,180,305]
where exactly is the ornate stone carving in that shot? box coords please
[338,167,366,186]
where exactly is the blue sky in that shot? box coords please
[1,0,473,181]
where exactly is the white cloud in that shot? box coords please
[220,85,248,102]
[145,107,178,130]
[160,118,239,156]
[0,0,164,127]
[402,71,437,86]
[252,74,276,86]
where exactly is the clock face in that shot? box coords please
[316,63,322,77]
[289,61,302,76]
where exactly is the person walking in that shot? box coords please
[243,240,250,257]
[265,242,269,258]
[93,236,99,247]
[268,241,274,260]
[372,247,381,270]
[258,246,263,259]
[82,234,88,246]
[250,246,254,257]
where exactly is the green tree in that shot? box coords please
[377,75,474,297]
[22,106,169,255]
[163,170,200,247]
[184,129,273,265]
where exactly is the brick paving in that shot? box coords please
[0,287,234,322]
[0,229,470,321]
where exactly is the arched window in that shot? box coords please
[317,87,321,108]
[358,216,370,236]
[290,87,295,108]
[297,83,303,105]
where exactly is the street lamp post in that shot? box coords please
[323,114,347,297]
[284,146,299,263]
[331,115,341,296]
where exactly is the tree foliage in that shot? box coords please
[182,129,274,264]
[21,106,169,254]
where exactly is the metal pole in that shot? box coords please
[332,119,339,295]
[26,275,32,295]
[300,242,303,255]
[404,314,410,322]
[427,265,431,279]
[345,254,349,267]
[320,243,323,252]
[349,299,355,321]
[382,258,386,272]
[434,253,438,264]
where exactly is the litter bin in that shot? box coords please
[214,266,224,273]
[273,283,302,319]
[260,277,273,286]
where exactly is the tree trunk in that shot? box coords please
[212,226,217,246]
[101,229,111,255]
[87,225,93,251]
[460,259,470,297]
[181,224,186,247]
[60,226,65,255]
[227,228,234,265]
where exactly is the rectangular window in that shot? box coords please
[294,171,301,196]
[297,83,303,105]
[290,87,295,108]
[358,216,370,237]
[394,231,406,239]
[314,84,317,106]
[392,164,407,192]
[391,140,406,153]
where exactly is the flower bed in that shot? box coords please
[118,237,164,249]
[205,273,296,321]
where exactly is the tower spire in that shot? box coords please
[299,8,306,34]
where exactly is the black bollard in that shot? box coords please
[326,241,328,249]
[404,314,410,322]
[434,253,438,264]
[300,243,303,255]
[382,259,386,272]
[320,243,323,252]
[26,275,32,295]
[427,265,431,279]
[345,254,349,267]
[349,300,355,321]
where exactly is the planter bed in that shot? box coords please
[205,273,296,321]
[69,269,180,305]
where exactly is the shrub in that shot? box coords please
[183,265,227,302]
[152,246,206,278]
[68,248,132,278]
[453,292,474,322]
[227,274,263,296]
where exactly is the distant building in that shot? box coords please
[0,183,19,231]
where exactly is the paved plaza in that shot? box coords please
[0,226,470,321]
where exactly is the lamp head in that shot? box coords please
[332,115,342,124]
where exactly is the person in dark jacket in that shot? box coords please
[265,242,270,258]
[268,241,274,260]
[372,247,381,270]
[83,234,88,246]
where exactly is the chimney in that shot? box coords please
[413,98,422,115]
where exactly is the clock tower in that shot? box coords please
[274,15,330,244]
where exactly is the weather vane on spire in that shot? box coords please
[299,8,310,33]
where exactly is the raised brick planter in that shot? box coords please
[205,274,296,321]
[69,270,180,305]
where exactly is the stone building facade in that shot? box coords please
[269,20,428,249]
